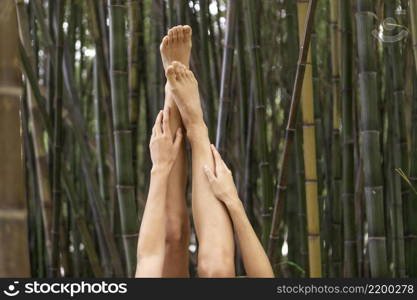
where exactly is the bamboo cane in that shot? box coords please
[340,0,358,277]
[405,0,417,277]
[329,0,342,277]
[385,0,407,277]
[355,0,389,277]
[198,0,216,137]
[296,0,322,278]
[268,0,320,278]
[50,0,66,277]
[15,0,54,271]
[243,0,274,245]
[0,0,30,277]
[108,0,138,277]
[215,0,237,152]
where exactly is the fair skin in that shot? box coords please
[135,109,183,278]
[204,145,274,278]
[166,61,235,277]
[159,25,192,277]
[139,25,273,278]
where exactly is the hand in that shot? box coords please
[149,108,183,172]
[203,145,239,205]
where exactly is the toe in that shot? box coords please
[173,26,181,43]
[172,61,181,69]
[183,25,192,40]
[185,69,193,80]
[177,27,184,42]
[179,65,187,78]
[168,27,175,36]
[166,66,177,83]
[161,36,169,48]
[168,28,175,43]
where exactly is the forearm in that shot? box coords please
[226,199,274,277]
[136,167,169,275]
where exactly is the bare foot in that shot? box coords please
[166,62,204,132]
[160,25,192,71]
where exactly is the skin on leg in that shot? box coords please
[160,25,192,277]
[166,62,235,277]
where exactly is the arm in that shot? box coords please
[135,109,183,277]
[203,145,274,278]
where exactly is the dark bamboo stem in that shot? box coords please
[268,0,318,271]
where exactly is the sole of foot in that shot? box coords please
[165,61,205,133]
[160,25,192,71]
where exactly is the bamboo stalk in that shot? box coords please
[50,0,66,277]
[108,0,138,277]
[243,0,274,245]
[215,0,237,152]
[384,0,407,278]
[198,0,215,137]
[0,0,30,277]
[296,0,322,278]
[15,0,54,271]
[355,0,389,277]
[405,0,417,277]
[340,0,358,277]
[411,0,417,69]
[268,0,320,278]
[329,0,342,277]
[128,0,141,192]
[405,72,417,277]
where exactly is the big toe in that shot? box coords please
[183,25,192,38]
[166,66,177,82]
[160,36,169,49]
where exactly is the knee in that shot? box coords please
[198,251,235,277]
[165,217,189,246]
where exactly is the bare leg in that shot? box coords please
[166,62,235,277]
[160,26,191,277]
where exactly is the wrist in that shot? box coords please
[151,165,171,176]
[224,195,242,210]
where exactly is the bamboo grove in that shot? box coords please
[1,0,417,278]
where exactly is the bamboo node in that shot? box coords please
[114,129,132,134]
[121,233,139,238]
[108,4,126,9]
[367,236,386,241]
[269,234,279,240]
[112,70,128,74]
[0,209,27,220]
[116,184,135,190]
[0,86,23,97]
[277,184,287,191]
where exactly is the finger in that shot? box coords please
[203,164,216,183]
[222,159,231,173]
[162,108,171,136]
[210,144,223,173]
[154,110,163,135]
[173,128,183,155]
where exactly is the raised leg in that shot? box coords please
[160,26,192,277]
[166,62,235,277]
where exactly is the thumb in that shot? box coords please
[203,165,216,183]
